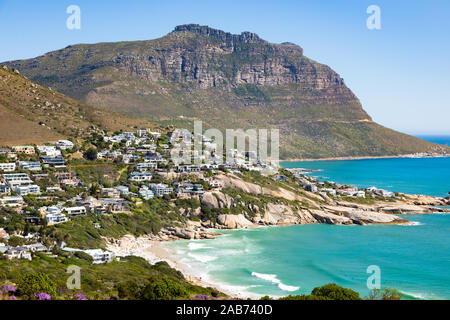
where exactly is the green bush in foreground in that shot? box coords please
[276,283,361,301]
[17,272,57,299]
[140,276,190,300]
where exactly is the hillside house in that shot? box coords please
[0,185,11,195]
[64,206,87,217]
[12,146,35,155]
[56,140,74,150]
[0,196,24,207]
[129,172,153,182]
[0,163,16,172]
[13,184,41,196]
[18,161,42,171]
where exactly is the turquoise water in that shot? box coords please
[282,157,450,197]
[166,156,450,299]
[166,213,450,299]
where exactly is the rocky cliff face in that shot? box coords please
[121,24,345,91]
[4,24,447,159]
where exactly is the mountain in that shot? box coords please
[4,24,448,158]
[0,65,156,146]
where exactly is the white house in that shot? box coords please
[64,206,87,216]
[46,212,69,225]
[56,140,74,150]
[37,146,61,157]
[0,196,24,207]
[84,249,115,264]
[151,183,173,197]
[45,206,69,225]
[18,161,42,171]
[178,165,201,173]
[14,184,41,196]
[139,186,154,200]
[114,186,130,196]
[136,162,157,172]
[0,185,11,195]
[0,163,16,172]
[5,247,32,261]
[129,172,153,182]
[63,248,115,264]
[2,173,33,185]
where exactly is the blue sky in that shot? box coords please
[1,0,449,134]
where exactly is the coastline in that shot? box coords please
[106,235,247,299]
[282,153,450,162]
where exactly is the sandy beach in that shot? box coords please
[106,235,244,298]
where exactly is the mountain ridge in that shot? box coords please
[0,65,156,146]
[4,24,447,158]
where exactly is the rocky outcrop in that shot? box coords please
[217,214,253,229]
[401,194,450,206]
[201,191,232,209]
[375,204,441,215]
[309,210,353,225]
[258,203,317,225]
[215,174,319,207]
[322,205,407,225]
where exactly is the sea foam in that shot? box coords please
[251,272,300,292]
[187,252,218,263]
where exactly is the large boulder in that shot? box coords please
[309,210,353,225]
[217,214,253,229]
[262,203,317,225]
[201,191,232,209]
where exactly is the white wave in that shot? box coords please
[187,252,217,263]
[278,283,301,292]
[251,272,300,292]
[400,291,430,300]
[187,242,212,250]
[400,221,423,226]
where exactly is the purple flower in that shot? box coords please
[9,296,17,300]
[75,294,88,300]
[34,292,52,300]
[2,285,16,292]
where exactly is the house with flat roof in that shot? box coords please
[62,247,115,264]
[1,173,33,186]
[178,165,201,173]
[18,161,42,171]
[5,247,32,261]
[41,156,65,167]
[139,186,154,200]
[0,185,11,195]
[136,162,157,172]
[45,212,69,225]
[114,186,130,196]
[37,145,61,157]
[0,196,24,207]
[129,172,153,182]
[0,163,16,172]
[151,183,173,197]
[64,206,87,217]
[14,184,41,196]
[56,140,74,150]
[12,146,35,155]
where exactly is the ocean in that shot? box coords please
[165,137,450,300]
